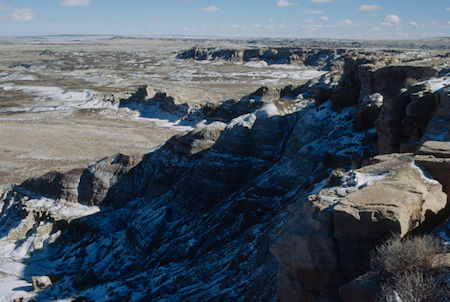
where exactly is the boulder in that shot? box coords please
[32,275,52,291]
[272,204,346,300]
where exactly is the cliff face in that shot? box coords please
[1,48,449,301]
[275,53,450,301]
[324,53,443,155]
[177,46,347,70]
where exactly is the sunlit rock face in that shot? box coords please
[273,159,446,301]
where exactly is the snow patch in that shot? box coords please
[0,193,101,302]
[228,113,257,129]
[244,61,268,68]
[353,171,391,188]
[415,77,450,93]
[257,103,279,118]
[21,196,100,220]
[428,77,450,92]
[2,84,92,103]
[410,162,439,185]
[316,170,392,206]
[0,72,37,82]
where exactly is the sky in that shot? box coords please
[0,0,449,39]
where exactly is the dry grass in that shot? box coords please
[370,235,449,302]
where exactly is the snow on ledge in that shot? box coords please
[410,162,439,185]
[353,171,391,188]
[257,103,280,118]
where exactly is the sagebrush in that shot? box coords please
[370,234,449,302]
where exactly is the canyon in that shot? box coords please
[0,37,449,301]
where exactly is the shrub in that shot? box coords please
[370,235,449,302]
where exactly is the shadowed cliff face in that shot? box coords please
[325,54,443,155]
[0,47,449,301]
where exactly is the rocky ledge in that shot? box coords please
[273,157,447,301]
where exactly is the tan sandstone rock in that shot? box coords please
[415,141,450,205]
[274,158,447,300]
[334,159,447,278]
[32,275,52,291]
[272,204,346,300]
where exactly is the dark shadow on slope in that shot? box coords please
[13,74,368,300]
[0,189,25,239]
[15,105,302,301]
[13,286,33,291]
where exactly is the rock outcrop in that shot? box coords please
[317,52,444,155]
[22,153,140,207]
[177,47,347,70]
[273,158,447,301]
[415,141,450,220]
[376,87,439,154]
[353,93,383,131]
[32,276,52,292]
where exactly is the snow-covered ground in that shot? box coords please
[1,84,93,111]
[0,189,100,302]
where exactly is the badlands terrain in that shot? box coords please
[0,36,449,301]
[0,36,329,185]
